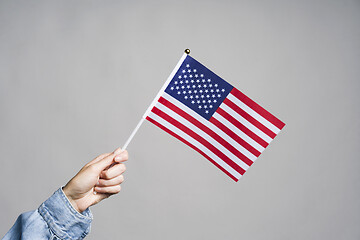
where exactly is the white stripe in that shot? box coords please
[148,112,242,180]
[162,93,259,161]
[213,112,266,153]
[228,93,281,134]
[220,103,273,143]
[155,101,250,171]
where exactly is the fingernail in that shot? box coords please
[93,191,97,195]
[114,155,123,162]
[114,147,122,155]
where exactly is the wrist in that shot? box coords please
[62,186,81,213]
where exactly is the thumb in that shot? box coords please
[91,148,122,172]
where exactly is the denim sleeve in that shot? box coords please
[3,188,93,240]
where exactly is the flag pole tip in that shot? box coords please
[184,49,191,54]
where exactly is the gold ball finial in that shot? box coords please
[184,49,191,54]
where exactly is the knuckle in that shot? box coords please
[98,179,107,186]
[119,175,125,183]
[120,164,126,172]
[87,164,97,172]
[104,171,111,179]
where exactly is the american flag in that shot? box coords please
[144,54,285,181]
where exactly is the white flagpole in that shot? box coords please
[121,50,190,150]
[121,118,145,150]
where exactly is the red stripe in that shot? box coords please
[230,88,285,130]
[216,108,269,148]
[151,106,246,175]
[158,97,255,165]
[146,116,239,182]
[209,117,268,152]
[223,98,276,139]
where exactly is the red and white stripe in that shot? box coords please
[146,88,285,182]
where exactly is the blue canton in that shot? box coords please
[165,55,233,120]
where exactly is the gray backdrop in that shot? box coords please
[1,0,359,239]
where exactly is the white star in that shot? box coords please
[204,105,207,109]
[213,99,217,103]
[176,86,179,90]
[198,85,202,88]
[199,90,203,93]
[202,79,206,83]
[208,100,211,103]
[182,70,186,73]
[203,84,207,88]
[188,90,192,94]
[185,80,189,83]
[192,85,196,88]
[212,94,216,98]
[209,84,212,87]
[216,89,220,92]
[194,90,197,93]
[221,89,225,92]
[217,94,221,97]
[170,87,174,90]
[189,95,193,99]
[195,95,199,98]
[196,79,200,83]
[181,86,185,89]
[198,105,202,109]
[187,85,190,89]
[200,74,204,77]
[187,69,191,73]
[210,89,214,92]
[183,75,187,79]
[178,76,182,79]
[205,110,209,114]
[191,80,194,83]
[193,69,197,72]
[191,100,195,104]
[201,95,204,98]
[206,95,210,98]
[177,91,181,94]
[202,100,206,103]
[174,81,178,84]
[179,80,183,84]
[184,96,188,99]
[207,79,211,82]
[189,75,192,78]
[183,91,186,94]
[195,74,198,78]
[209,105,213,108]
[197,100,201,103]
[186,64,190,68]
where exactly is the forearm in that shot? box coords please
[3,188,93,240]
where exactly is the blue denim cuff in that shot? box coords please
[38,187,93,240]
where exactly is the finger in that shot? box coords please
[100,163,126,180]
[85,152,111,167]
[85,147,121,168]
[89,152,115,173]
[90,146,123,172]
[92,192,112,204]
[94,185,121,194]
[97,175,124,187]
[114,150,129,163]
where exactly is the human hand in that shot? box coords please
[63,148,128,213]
